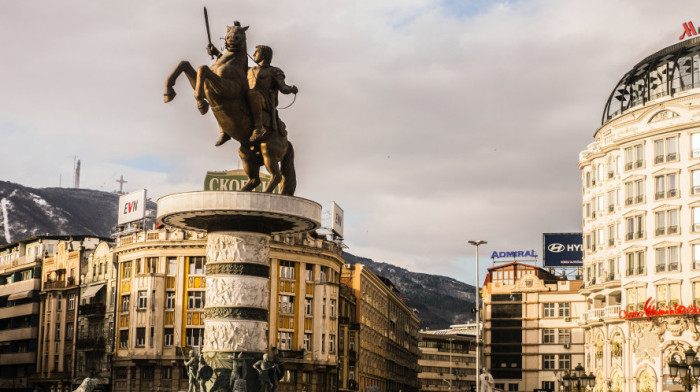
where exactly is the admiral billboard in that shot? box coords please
[542,233,583,267]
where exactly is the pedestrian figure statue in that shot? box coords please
[164,11,297,195]
[253,354,282,392]
[184,351,198,392]
[479,368,494,392]
[229,352,247,392]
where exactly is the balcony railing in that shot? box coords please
[79,303,105,316]
[76,337,105,351]
[582,305,622,322]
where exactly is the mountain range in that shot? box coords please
[0,180,474,329]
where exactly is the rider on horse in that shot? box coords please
[207,40,298,146]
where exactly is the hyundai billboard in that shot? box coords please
[542,233,583,267]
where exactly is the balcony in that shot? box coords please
[656,264,666,272]
[44,280,65,290]
[0,302,39,320]
[76,337,105,351]
[338,316,350,325]
[582,305,622,323]
[277,349,304,359]
[0,326,38,341]
[0,352,36,365]
[79,303,106,316]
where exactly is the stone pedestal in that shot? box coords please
[157,192,321,392]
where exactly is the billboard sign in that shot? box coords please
[204,170,279,193]
[118,189,146,226]
[542,233,583,267]
[330,202,344,238]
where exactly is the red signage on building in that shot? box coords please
[618,297,700,320]
[680,21,697,40]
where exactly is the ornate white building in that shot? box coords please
[579,36,700,392]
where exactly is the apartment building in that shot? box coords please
[342,263,421,392]
[418,325,477,392]
[483,262,584,392]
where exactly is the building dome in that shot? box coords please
[602,36,700,125]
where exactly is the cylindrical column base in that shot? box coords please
[201,231,271,392]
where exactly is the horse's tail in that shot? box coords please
[280,141,296,195]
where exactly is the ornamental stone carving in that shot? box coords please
[206,232,269,264]
[653,316,694,339]
[203,320,267,352]
[205,276,269,309]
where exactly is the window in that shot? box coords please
[121,295,130,312]
[147,257,158,274]
[656,283,681,309]
[186,327,204,347]
[584,171,591,188]
[655,209,679,236]
[119,330,129,348]
[321,333,326,353]
[138,291,148,309]
[305,264,314,281]
[65,322,73,340]
[626,251,646,276]
[278,331,293,350]
[319,266,329,282]
[625,214,645,240]
[189,256,205,275]
[693,171,700,194]
[655,173,678,199]
[693,206,700,232]
[187,291,205,309]
[279,295,294,314]
[135,258,143,275]
[150,327,154,348]
[122,261,132,279]
[164,328,174,347]
[55,323,61,341]
[280,261,295,279]
[543,303,556,318]
[68,294,75,310]
[624,144,644,170]
[508,383,519,391]
[607,190,616,211]
[558,329,571,344]
[136,328,146,347]
[624,179,645,205]
[304,298,312,316]
[330,334,336,353]
[303,333,312,351]
[543,354,555,369]
[655,136,678,163]
[141,366,154,380]
[543,381,555,391]
[694,245,700,269]
[655,246,680,272]
[692,133,700,158]
[163,367,173,380]
[330,299,337,317]
[694,282,700,306]
[608,224,616,245]
[558,354,571,370]
[56,294,62,311]
[543,329,555,344]
[167,257,177,275]
[558,303,570,318]
[166,292,175,309]
[626,286,647,311]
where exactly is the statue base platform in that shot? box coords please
[157,191,321,392]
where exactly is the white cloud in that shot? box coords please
[0,0,696,284]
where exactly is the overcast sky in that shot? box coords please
[0,0,696,285]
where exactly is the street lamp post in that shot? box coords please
[562,364,595,392]
[668,348,700,391]
[468,240,487,392]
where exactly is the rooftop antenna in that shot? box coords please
[116,175,128,194]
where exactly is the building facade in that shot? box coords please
[342,263,421,392]
[417,325,477,392]
[483,262,584,392]
[111,228,344,392]
[0,237,46,392]
[35,237,106,392]
[75,241,116,391]
[338,282,359,392]
[579,36,700,392]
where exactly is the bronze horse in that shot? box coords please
[164,22,296,195]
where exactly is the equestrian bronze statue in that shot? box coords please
[164,15,297,195]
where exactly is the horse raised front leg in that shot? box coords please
[164,61,197,103]
[194,65,216,115]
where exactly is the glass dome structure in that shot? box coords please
[602,36,700,125]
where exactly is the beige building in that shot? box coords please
[342,263,421,392]
[578,35,700,392]
[418,324,477,392]
[483,262,584,392]
[75,241,116,391]
[111,228,345,392]
[338,282,359,392]
[35,237,106,392]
